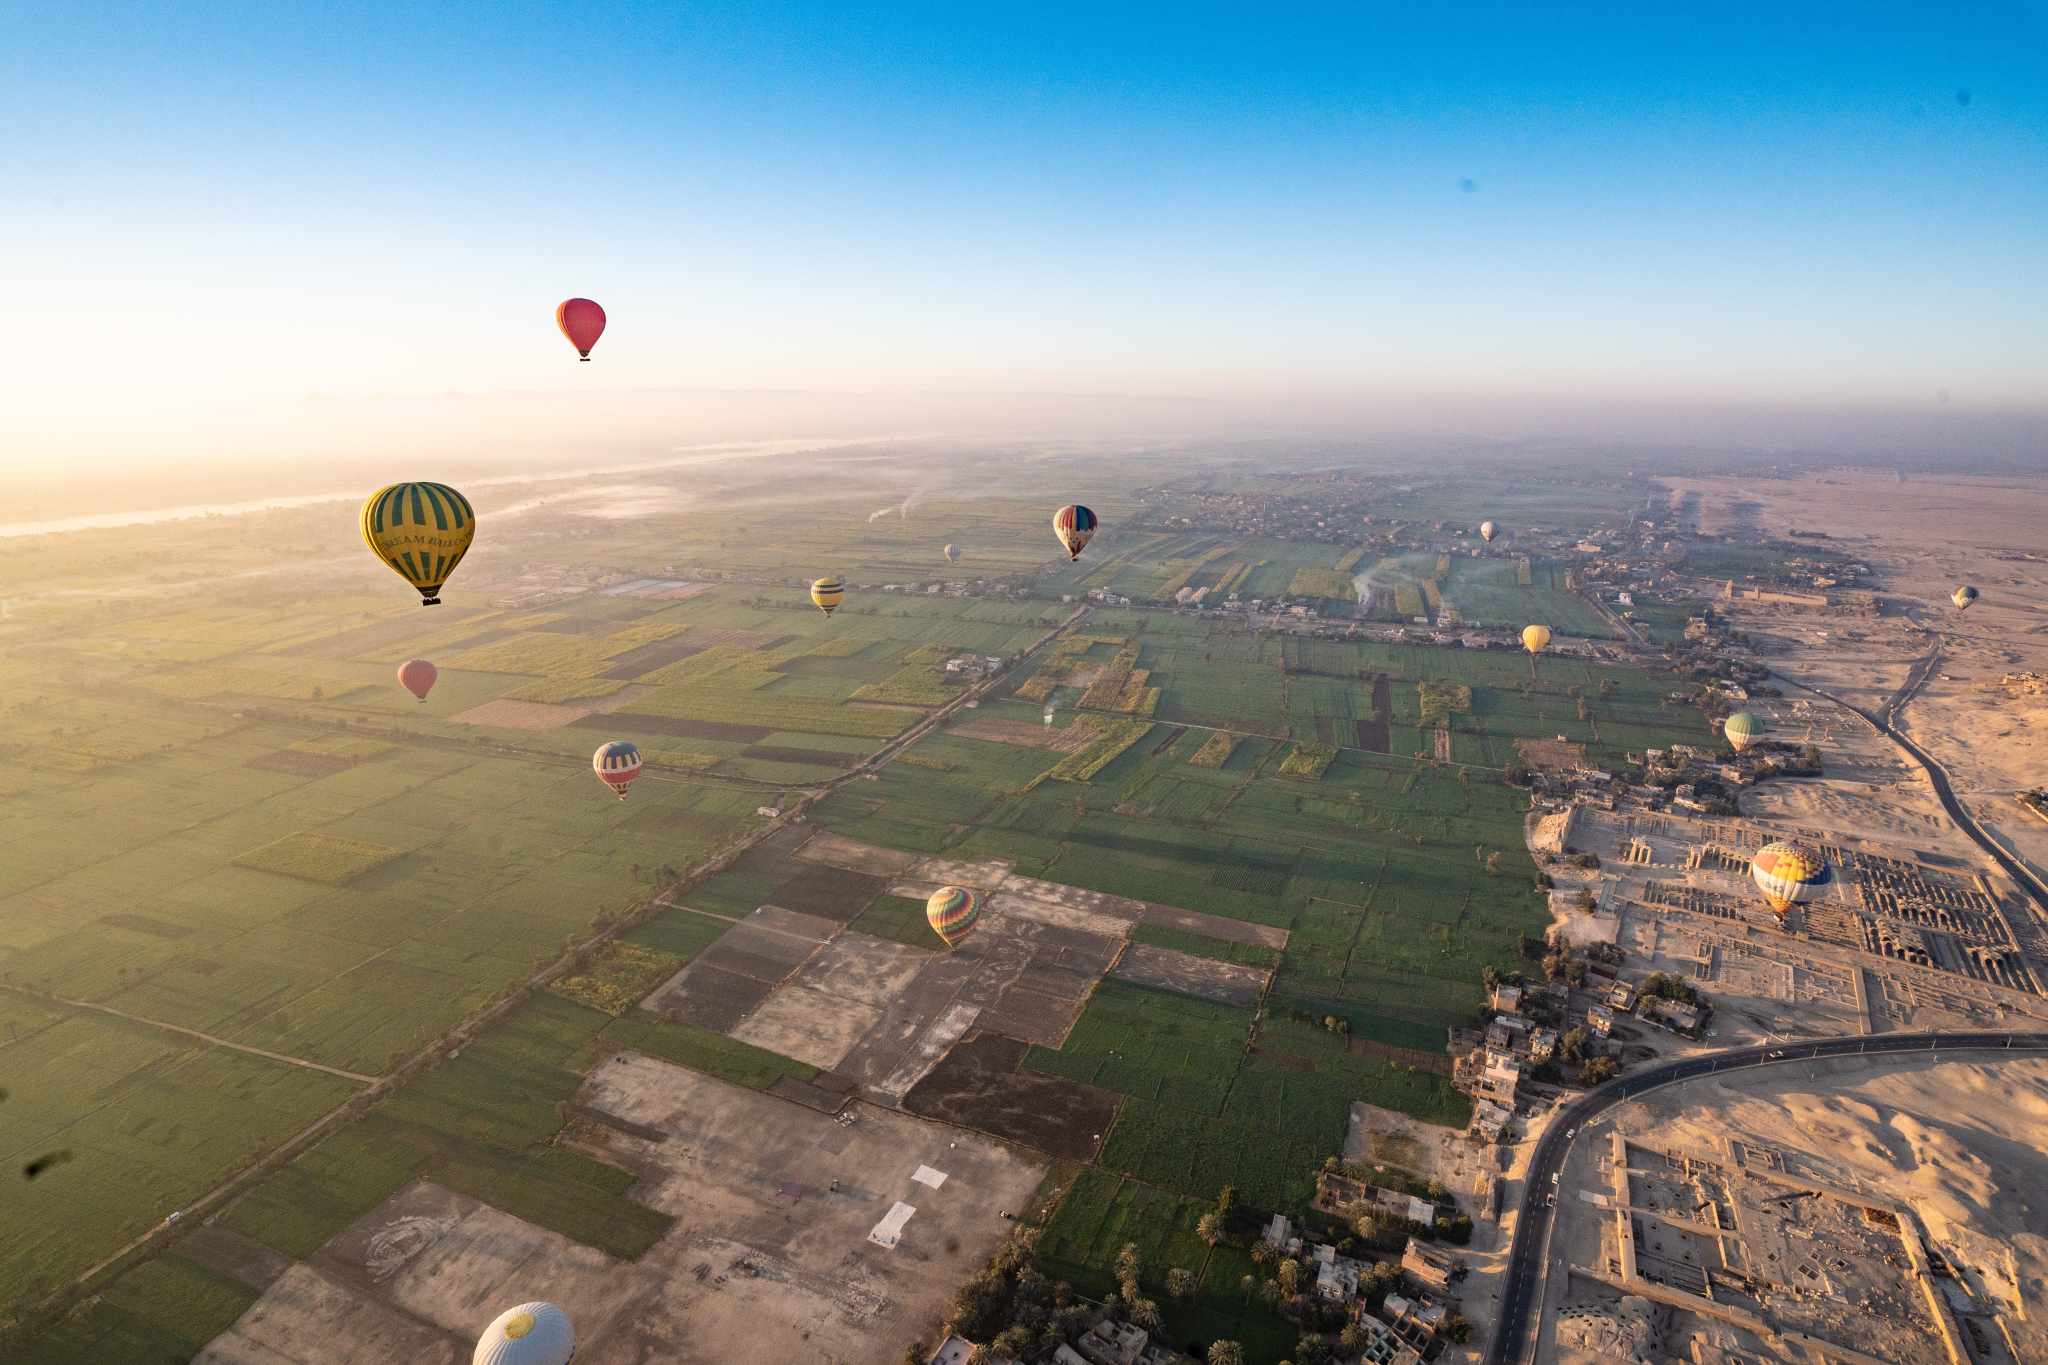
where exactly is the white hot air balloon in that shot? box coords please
[474,1302,574,1365]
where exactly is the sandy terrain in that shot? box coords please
[1539,1050,2048,1364]
[199,1056,1048,1365]
[1664,469,2048,890]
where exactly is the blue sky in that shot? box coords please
[4,2,2045,416]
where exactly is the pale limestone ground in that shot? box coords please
[1664,468,2048,886]
[1538,1052,2048,1364]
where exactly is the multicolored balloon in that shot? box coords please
[474,1301,575,1365]
[397,659,437,702]
[811,577,845,616]
[361,483,476,606]
[593,741,643,800]
[1751,841,1831,917]
[926,885,983,948]
[1053,505,1098,561]
[1521,624,1551,655]
[555,298,606,360]
[1480,521,1498,543]
[1724,711,1765,752]
[1953,585,1978,611]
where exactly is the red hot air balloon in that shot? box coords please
[397,659,437,702]
[556,298,606,360]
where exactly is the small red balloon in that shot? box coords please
[397,659,437,701]
[556,298,606,360]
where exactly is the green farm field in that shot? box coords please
[0,459,1721,1364]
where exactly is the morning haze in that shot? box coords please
[3,5,2045,1365]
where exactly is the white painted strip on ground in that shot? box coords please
[1578,1190,1610,1207]
[869,1202,917,1249]
[913,1165,949,1189]
[875,1002,981,1099]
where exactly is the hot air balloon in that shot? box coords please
[811,577,845,616]
[1751,841,1832,918]
[1724,712,1765,752]
[397,659,437,702]
[1953,586,1978,611]
[926,885,983,948]
[1480,521,1498,543]
[474,1302,574,1365]
[944,544,960,563]
[1052,505,1098,561]
[556,298,605,360]
[1521,624,1551,655]
[361,483,476,606]
[593,741,643,800]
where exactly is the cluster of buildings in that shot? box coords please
[942,654,1005,676]
[1264,1199,1466,1362]
[1455,977,1634,1139]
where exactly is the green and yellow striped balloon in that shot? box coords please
[925,885,983,948]
[361,482,476,605]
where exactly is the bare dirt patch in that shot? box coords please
[1110,942,1269,1006]
[948,717,1102,752]
[902,1030,1120,1161]
[1515,736,1587,771]
[793,831,925,877]
[766,865,891,922]
[205,1059,1048,1365]
[731,933,934,1071]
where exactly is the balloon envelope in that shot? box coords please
[1521,624,1551,655]
[811,577,845,616]
[1053,505,1098,561]
[556,298,606,359]
[361,483,476,605]
[1480,521,1498,542]
[1953,586,1978,610]
[397,659,437,701]
[944,544,959,562]
[473,1301,574,1365]
[593,741,643,800]
[926,885,983,947]
[1751,841,1831,916]
[1724,712,1765,752]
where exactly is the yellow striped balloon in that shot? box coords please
[361,482,476,605]
[811,577,845,616]
[925,885,983,948]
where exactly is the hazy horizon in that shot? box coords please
[8,2,2048,449]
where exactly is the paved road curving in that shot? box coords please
[1783,656,2048,914]
[1484,1030,2048,1365]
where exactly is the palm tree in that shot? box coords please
[1207,1342,1244,1365]
[1240,1274,1256,1306]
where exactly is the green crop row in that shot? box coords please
[1287,568,1356,599]
[1047,719,1154,782]
[1277,742,1337,780]
[230,832,403,885]
[547,942,685,1016]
